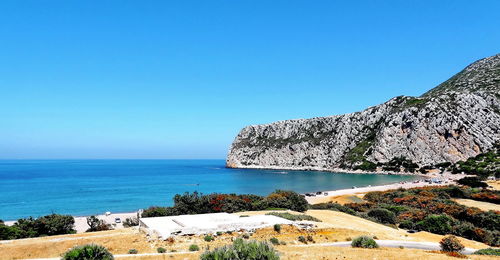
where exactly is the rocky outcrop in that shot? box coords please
[226,54,500,172]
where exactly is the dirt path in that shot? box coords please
[454,198,500,211]
[294,240,477,254]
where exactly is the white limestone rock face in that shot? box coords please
[226,54,500,171]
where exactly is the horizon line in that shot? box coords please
[0,158,227,160]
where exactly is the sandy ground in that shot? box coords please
[306,172,463,204]
[236,209,489,249]
[309,194,366,205]
[487,180,500,190]
[454,199,500,212]
[279,245,499,260]
[73,212,138,233]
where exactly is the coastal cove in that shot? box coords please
[0,160,420,220]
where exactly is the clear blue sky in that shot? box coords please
[1,1,499,159]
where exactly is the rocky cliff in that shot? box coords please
[226,54,500,172]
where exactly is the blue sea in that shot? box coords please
[0,160,419,220]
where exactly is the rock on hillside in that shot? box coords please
[226,54,500,172]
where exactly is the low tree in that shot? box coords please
[86,216,112,232]
[123,217,139,227]
[440,235,464,252]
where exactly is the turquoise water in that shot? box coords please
[0,160,419,220]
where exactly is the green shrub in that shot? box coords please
[266,212,321,222]
[457,177,488,188]
[269,237,279,245]
[416,215,453,235]
[273,224,281,233]
[189,244,200,251]
[351,236,379,248]
[216,231,223,236]
[367,208,396,224]
[298,236,306,243]
[398,220,415,230]
[306,235,314,242]
[354,160,377,171]
[62,244,113,260]
[204,235,214,242]
[200,238,279,260]
[157,247,166,253]
[473,248,500,256]
[440,235,464,252]
[128,249,138,254]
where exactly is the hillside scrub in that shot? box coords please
[142,190,308,217]
[316,185,500,246]
[1,214,75,240]
[450,144,500,179]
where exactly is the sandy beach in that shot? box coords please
[305,172,467,204]
[72,212,139,233]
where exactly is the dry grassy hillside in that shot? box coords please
[1,210,496,260]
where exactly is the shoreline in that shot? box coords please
[3,170,467,230]
[305,172,466,204]
[227,164,429,176]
